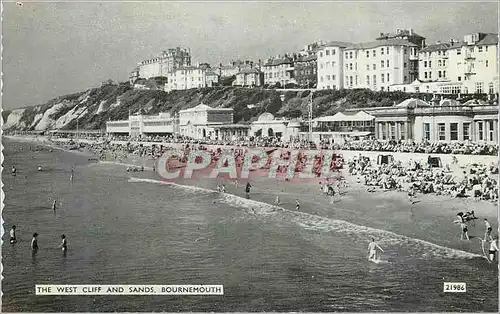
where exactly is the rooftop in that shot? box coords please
[473,33,499,46]
[420,41,464,53]
[345,39,418,50]
[238,67,261,74]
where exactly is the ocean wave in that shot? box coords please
[127,177,213,194]
[99,161,154,171]
[127,176,482,261]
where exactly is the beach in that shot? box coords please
[2,136,498,312]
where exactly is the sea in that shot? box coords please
[2,138,498,312]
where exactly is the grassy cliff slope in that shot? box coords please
[2,83,433,131]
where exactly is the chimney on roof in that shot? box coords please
[409,29,414,36]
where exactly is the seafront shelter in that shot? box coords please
[178,103,235,139]
[106,112,175,137]
[308,111,375,144]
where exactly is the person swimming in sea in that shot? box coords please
[295,199,300,210]
[52,200,57,211]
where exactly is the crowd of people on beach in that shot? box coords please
[346,153,498,202]
[337,139,498,156]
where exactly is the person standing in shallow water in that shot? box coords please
[31,233,39,251]
[59,234,68,252]
[245,182,252,198]
[9,225,17,244]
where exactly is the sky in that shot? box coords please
[2,1,499,109]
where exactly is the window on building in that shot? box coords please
[373,75,376,85]
[485,46,489,52]
[404,48,407,54]
[450,123,458,140]
[443,60,446,66]
[326,50,330,56]
[438,60,441,67]
[404,62,407,68]
[386,47,390,54]
[438,123,446,141]
[463,123,471,141]
[366,75,370,85]
[372,50,376,57]
[349,76,353,86]
[424,61,427,67]
[366,51,370,58]
[332,49,336,55]
[489,121,494,141]
[373,64,376,70]
[326,75,331,80]
[381,73,385,83]
[438,71,442,78]
[476,82,484,93]
[326,61,330,67]
[443,71,446,78]
[489,82,494,94]
[366,64,370,71]
[456,49,461,55]
[424,72,428,79]
[390,123,396,140]
[381,60,384,68]
[349,52,352,58]
[326,85,330,89]
[478,46,483,52]
[320,76,324,82]
[380,48,384,55]
[345,52,348,58]
[428,61,432,67]
[386,60,389,67]
[349,63,353,70]
[319,52,323,57]
[387,73,390,82]
[423,123,430,140]
[404,76,407,81]
[458,76,461,81]
[332,75,336,80]
[478,122,484,141]
[486,60,489,67]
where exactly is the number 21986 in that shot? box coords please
[443,282,466,292]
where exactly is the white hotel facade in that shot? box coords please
[390,32,499,95]
[315,29,498,95]
[317,29,425,91]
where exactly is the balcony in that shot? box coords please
[464,68,476,75]
[464,53,475,60]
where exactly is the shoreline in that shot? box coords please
[5,135,498,256]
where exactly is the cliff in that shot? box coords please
[2,83,432,131]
